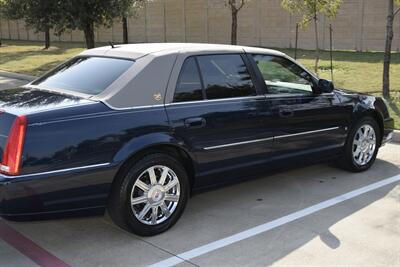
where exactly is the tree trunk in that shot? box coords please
[313,16,320,75]
[44,26,50,50]
[231,9,238,45]
[122,17,128,44]
[83,21,95,49]
[383,0,394,99]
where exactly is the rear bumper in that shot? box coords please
[0,163,117,219]
[382,117,395,145]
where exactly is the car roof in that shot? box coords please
[79,43,290,109]
[80,43,286,59]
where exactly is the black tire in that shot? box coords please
[108,153,189,236]
[337,117,381,172]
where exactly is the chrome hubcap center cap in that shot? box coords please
[148,185,165,205]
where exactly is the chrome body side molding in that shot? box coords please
[203,127,341,150]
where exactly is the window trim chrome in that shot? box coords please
[165,95,266,107]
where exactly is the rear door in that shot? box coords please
[165,54,272,180]
[249,54,348,158]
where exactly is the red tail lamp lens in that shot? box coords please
[1,116,27,175]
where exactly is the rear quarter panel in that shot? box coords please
[22,103,172,174]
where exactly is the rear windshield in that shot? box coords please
[32,56,134,95]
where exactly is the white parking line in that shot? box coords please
[149,174,400,267]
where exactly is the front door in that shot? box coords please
[249,54,348,158]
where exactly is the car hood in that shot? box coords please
[0,87,95,116]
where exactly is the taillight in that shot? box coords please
[1,116,27,175]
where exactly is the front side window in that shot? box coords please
[252,54,314,95]
[197,54,256,100]
[174,57,203,102]
[32,56,134,95]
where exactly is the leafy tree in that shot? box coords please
[226,0,249,45]
[56,0,139,49]
[281,0,341,74]
[0,0,61,49]
[383,0,400,99]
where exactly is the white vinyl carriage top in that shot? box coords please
[79,43,286,110]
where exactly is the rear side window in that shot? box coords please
[32,56,134,95]
[174,57,204,102]
[197,54,256,100]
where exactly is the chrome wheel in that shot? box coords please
[352,124,376,166]
[130,165,180,225]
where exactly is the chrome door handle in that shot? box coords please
[184,117,206,128]
[279,109,294,118]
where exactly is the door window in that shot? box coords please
[197,54,256,100]
[252,54,314,95]
[174,57,204,102]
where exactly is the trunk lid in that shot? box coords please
[0,87,94,166]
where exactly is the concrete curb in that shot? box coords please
[0,70,36,81]
[392,130,400,144]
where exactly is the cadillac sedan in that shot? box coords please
[0,43,394,236]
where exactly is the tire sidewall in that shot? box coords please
[119,154,189,236]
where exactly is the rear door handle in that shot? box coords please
[279,108,294,118]
[184,117,206,128]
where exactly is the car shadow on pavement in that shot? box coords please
[2,158,399,266]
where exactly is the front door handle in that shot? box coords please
[184,117,206,128]
[279,108,294,118]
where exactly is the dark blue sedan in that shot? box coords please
[0,43,394,236]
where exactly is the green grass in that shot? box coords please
[278,48,400,94]
[387,97,400,130]
[0,40,399,129]
[0,40,86,76]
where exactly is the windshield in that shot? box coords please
[32,56,134,95]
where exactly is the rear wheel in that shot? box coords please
[108,153,189,236]
[338,117,381,172]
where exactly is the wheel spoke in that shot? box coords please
[362,152,368,164]
[138,203,151,220]
[165,194,179,202]
[131,195,147,205]
[354,148,361,157]
[136,180,150,192]
[357,152,364,164]
[151,207,158,225]
[160,202,171,217]
[164,179,178,191]
[158,167,169,186]
[363,127,369,138]
[148,167,157,185]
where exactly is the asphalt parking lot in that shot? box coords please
[0,75,399,267]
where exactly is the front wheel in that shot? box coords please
[108,153,189,236]
[338,117,381,172]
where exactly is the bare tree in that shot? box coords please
[383,0,400,99]
[227,0,247,45]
